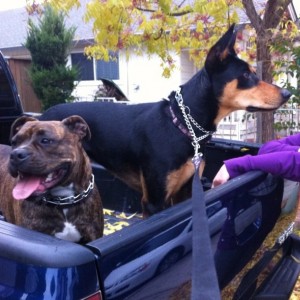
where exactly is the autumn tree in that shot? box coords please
[40,0,297,141]
[46,0,242,76]
[242,0,294,142]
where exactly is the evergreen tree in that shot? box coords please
[25,5,78,110]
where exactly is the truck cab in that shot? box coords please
[0,52,23,145]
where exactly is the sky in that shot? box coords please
[0,0,299,15]
[0,0,27,11]
[0,0,44,11]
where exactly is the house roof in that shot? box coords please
[0,0,93,50]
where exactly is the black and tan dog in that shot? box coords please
[40,25,291,216]
[0,115,103,243]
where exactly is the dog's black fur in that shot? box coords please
[40,25,290,216]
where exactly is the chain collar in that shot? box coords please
[169,105,192,138]
[175,88,215,157]
[29,174,95,207]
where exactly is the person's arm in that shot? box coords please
[212,164,230,187]
[212,134,300,188]
[259,133,300,154]
[212,151,300,187]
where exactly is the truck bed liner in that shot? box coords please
[233,231,300,300]
[255,234,300,299]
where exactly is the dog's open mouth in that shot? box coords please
[13,168,68,200]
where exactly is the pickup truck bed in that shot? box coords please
[1,133,299,299]
[0,139,288,299]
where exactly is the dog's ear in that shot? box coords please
[10,116,38,141]
[205,24,237,74]
[62,115,91,141]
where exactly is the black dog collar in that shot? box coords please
[28,174,95,207]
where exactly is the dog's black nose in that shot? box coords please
[10,148,31,163]
[281,89,291,100]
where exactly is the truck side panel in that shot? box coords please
[88,169,283,299]
[0,221,101,299]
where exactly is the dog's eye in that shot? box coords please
[243,72,250,79]
[40,138,53,145]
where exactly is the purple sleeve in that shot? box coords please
[224,151,300,181]
[259,133,300,154]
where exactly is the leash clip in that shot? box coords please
[192,141,203,169]
[192,141,199,155]
[192,151,203,169]
[192,141,203,155]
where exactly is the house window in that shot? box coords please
[71,52,119,81]
[71,53,93,80]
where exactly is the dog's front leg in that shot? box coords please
[140,169,167,217]
[165,159,206,205]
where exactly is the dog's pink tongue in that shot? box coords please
[13,177,41,200]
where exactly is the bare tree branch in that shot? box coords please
[242,0,292,33]
[264,0,292,29]
[177,0,188,9]
[242,0,263,33]
[241,0,293,143]
[135,6,193,16]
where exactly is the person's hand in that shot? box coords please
[212,164,230,188]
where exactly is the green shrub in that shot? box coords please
[25,5,78,110]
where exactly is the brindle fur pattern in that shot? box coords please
[0,116,103,243]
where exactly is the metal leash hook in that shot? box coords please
[192,142,203,170]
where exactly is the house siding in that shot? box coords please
[180,50,197,84]
[123,50,182,102]
[8,58,41,113]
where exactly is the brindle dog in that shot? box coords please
[0,115,103,243]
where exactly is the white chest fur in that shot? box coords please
[51,184,82,242]
[55,221,82,242]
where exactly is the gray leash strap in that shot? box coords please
[192,154,221,300]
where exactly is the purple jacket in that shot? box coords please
[225,134,300,181]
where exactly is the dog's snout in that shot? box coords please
[281,89,291,100]
[10,148,31,163]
